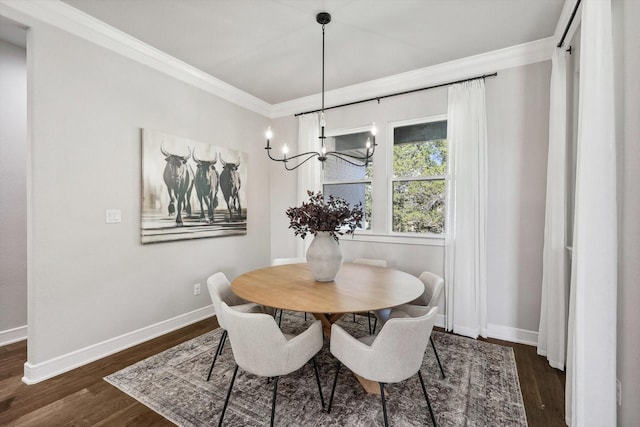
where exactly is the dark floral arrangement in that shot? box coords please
[286,191,364,240]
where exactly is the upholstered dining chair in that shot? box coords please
[206,272,269,381]
[328,306,439,427]
[353,258,388,332]
[383,271,446,379]
[271,257,308,323]
[217,302,325,427]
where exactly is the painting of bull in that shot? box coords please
[141,129,247,243]
[193,149,219,223]
[161,144,194,226]
[219,154,242,220]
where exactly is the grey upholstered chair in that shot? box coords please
[353,258,388,332]
[206,272,268,381]
[217,302,325,427]
[328,306,439,426]
[385,271,446,378]
[271,257,308,323]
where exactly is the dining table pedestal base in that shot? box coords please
[311,312,345,338]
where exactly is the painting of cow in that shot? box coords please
[219,154,242,220]
[141,129,247,243]
[193,149,219,223]
[161,144,194,226]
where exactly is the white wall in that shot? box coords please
[615,0,640,424]
[485,61,550,335]
[270,61,551,340]
[0,38,27,343]
[24,22,271,376]
[269,115,298,260]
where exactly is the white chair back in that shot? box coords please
[221,302,323,377]
[353,258,388,267]
[207,272,245,330]
[272,257,307,266]
[410,271,444,307]
[331,306,437,384]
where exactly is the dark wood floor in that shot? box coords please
[0,319,565,426]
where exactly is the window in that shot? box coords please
[322,129,372,230]
[391,117,447,235]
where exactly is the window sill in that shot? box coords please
[341,232,445,247]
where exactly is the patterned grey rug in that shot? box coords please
[105,313,527,426]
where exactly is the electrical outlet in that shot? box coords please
[617,379,621,406]
[194,283,201,296]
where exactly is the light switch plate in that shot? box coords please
[106,209,122,223]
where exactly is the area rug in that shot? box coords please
[105,313,527,426]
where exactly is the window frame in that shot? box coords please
[320,116,449,246]
[387,114,448,239]
[321,125,374,232]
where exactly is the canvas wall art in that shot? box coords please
[141,129,247,243]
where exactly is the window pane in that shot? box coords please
[394,120,447,144]
[323,183,371,230]
[323,131,373,181]
[393,139,447,178]
[392,180,445,234]
[393,121,447,178]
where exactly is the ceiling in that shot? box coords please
[55,1,563,104]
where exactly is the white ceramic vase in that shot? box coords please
[306,231,343,282]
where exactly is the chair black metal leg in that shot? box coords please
[304,312,307,321]
[353,313,356,322]
[327,361,341,413]
[270,376,280,427]
[278,309,283,327]
[218,364,239,427]
[379,382,389,427]
[311,356,325,408]
[418,370,437,427]
[218,330,228,355]
[367,312,373,334]
[207,330,227,381]
[430,336,445,379]
[372,317,377,334]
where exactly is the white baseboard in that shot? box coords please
[0,325,27,347]
[436,319,538,346]
[486,323,538,346]
[22,305,214,385]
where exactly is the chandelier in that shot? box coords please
[264,12,377,171]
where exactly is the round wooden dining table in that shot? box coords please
[231,262,424,338]
[232,262,424,395]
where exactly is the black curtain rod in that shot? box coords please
[294,72,498,117]
[557,0,582,48]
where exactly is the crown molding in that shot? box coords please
[553,0,582,48]
[0,0,271,117]
[270,36,555,118]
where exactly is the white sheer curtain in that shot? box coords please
[296,113,321,256]
[444,79,488,339]
[566,0,617,425]
[537,48,569,370]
